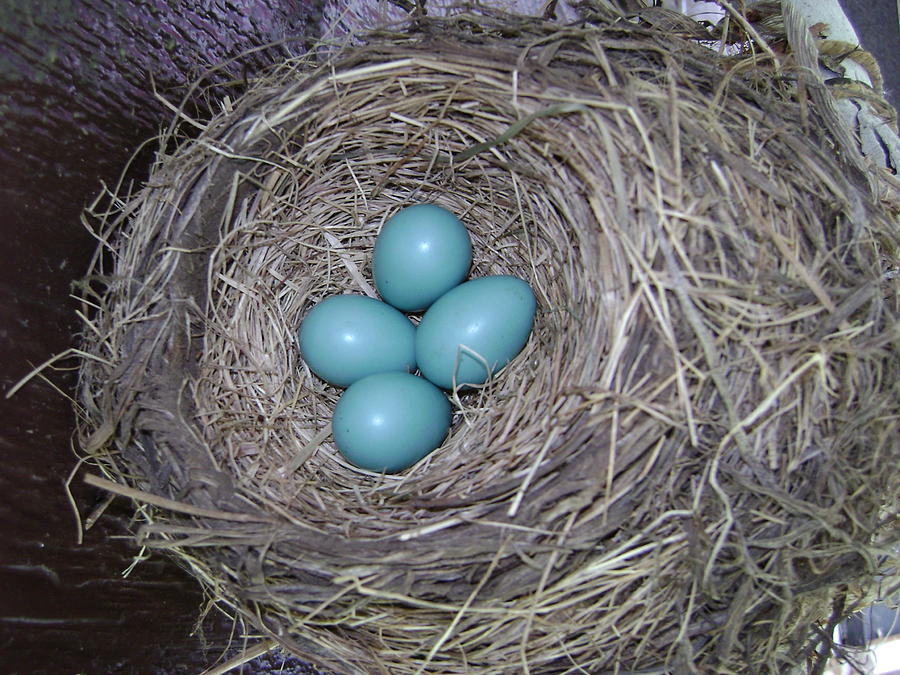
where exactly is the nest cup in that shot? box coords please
[77,8,899,674]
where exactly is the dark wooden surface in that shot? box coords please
[0,1,896,673]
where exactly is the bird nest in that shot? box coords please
[75,5,899,674]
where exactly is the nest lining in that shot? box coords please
[77,7,899,675]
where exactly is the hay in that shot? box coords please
[75,5,899,673]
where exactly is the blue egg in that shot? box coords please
[416,275,536,390]
[299,294,416,387]
[332,372,451,473]
[374,203,473,312]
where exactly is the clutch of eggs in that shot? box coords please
[297,203,536,474]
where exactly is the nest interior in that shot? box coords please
[77,7,899,674]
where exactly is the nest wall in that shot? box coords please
[77,8,899,674]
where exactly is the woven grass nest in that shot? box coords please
[76,4,899,674]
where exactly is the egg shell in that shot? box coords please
[374,203,473,312]
[332,372,451,473]
[298,294,416,387]
[415,275,536,390]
